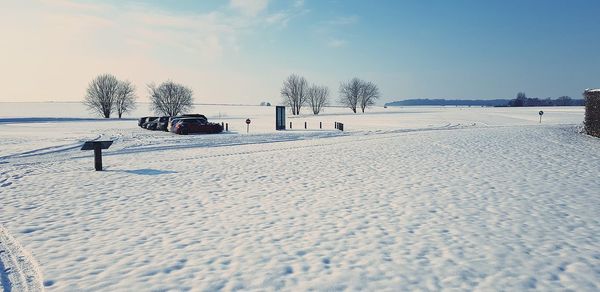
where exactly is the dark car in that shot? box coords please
[155,116,170,131]
[181,114,208,120]
[138,117,148,127]
[167,115,208,132]
[143,117,159,130]
[172,118,223,135]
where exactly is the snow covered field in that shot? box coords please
[0,103,598,291]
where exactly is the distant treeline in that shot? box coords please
[507,93,584,107]
[385,99,509,107]
[386,94,585,107]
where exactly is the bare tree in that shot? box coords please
[307,84,329,115]
[359,81,380,113]
[556,96,572,106]
[149,81,194,116]
[114,81,137,119]
[339,78,362,113]
[281,74,308,115]
[84,74,120,118]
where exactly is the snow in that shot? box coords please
[0,104,599,291]
[0,225,44,291]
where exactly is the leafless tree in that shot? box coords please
[114,81,137,119]
[555,96,572,106]
[281,74,308,115]
[339,78,362,113]
[83,74,120,118]
[307,84,329,115]
[148,81,194,116]
[359,81,380,113]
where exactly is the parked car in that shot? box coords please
[138,117,148,127]
[181,114,208,120]
[154,116,170,131]
[143,117,159,129]
[167,117,183,132]
[172,118,223,135]
[167,115,207,132]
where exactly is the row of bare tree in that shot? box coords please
[281,74,380,115]
[84,74,194,118]
[281,74,329,115]
[339,78,380,113]
[83,74,136,118]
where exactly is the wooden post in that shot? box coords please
[226,123,228,131]
[320,122,322,129]
[304,121,307,129]
[94,144,103,171]
[290,122,292,129]
[81,141,113,171]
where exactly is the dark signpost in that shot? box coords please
[275,106,286,130]
[246,118,251,133]
[539,110,544,123]
[81,141,113,171]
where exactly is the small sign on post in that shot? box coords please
[539,110,544,123]
[246,118,251,133]
[81,141,113,171]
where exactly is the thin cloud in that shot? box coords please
[327,39,347,48]
[326,15,359,26]
[293,0,305,8]
[0,0,308,101]
[316,15,358,48]
[229,0,270,16]
[40,0,110,12]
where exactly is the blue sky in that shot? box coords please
[1,0,599,103]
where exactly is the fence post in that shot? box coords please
[304,121,307,129]
[225,123,228,131]
[320,122,322,129]
[290,121,293,129]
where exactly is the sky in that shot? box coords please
[0,0,599,104]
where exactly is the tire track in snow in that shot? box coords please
[0,226,44,292]
[0,135,101,161]
[2,123,485,169]
[1,123,476,165]
[119,123,485,166]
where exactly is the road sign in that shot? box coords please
[246,118,251,124]
[246,118,251,133]
[81,141,113,171]
[539,111,544,123]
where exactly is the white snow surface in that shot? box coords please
[0,104,599,291]
[0,225,44,292]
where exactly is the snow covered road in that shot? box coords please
[1,119,599,290]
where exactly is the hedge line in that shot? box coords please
[584,89,600,138]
